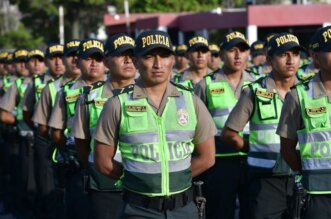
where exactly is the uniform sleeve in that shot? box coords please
[72,96,90,140]
[32,85,52,125]
[276,89,302,140]
[0,83,18,113]
[93,97,121,147]
[192,95,217,144]
[194,79,207,105]
[225,87,254,132]
[48,90,67,130]
[22,84,34,112]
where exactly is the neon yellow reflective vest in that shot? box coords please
[85,82,120,191]
[33,75,47,105]
[3,75,14,93]
[296,78,331,194]
[204,73,251,157]
[248,77,293,176]
[14,77,28,121]
[173,73,194,89]
[118,85,197,196]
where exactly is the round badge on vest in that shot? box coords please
[177,108,189,126]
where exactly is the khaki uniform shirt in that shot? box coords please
[32,76,72,126]
[48,78,87,130]
[0,76,32,113]
[194,68,255,105]
[72,81,114,140]
[226,74,300,133]
[23,74,52,113]
[276,73,327,140]
[94,78,217,147]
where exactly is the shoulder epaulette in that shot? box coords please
[83,80,106,95]
[203,71,216,79]
[170,81,194,92]
[112,84,135,96]
[292,76,312,90]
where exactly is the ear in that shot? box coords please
[133,57,139,69]
[103,57,111,69]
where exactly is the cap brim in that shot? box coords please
[273,43,307,55]
[14,57,27,62]
[222,39,250,51]
[79,48,104,59]
[135,44,174,56]
[251,50,264,57]
[29,55,45,60]
[319,43,331,52]
[64,47,79,56]
[46,51,63,58]
[175,50,187,56]
[107,45,134,57]
[187,44,209,53]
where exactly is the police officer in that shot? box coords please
[31,40,80,219]
[48,39,106,219]
[173,44,189,74]
[22,49,48,128]
[73,33,136,219]
[0,48,31,215]
[208,44,222,72]
[277,26,331,219]
[222,32,307,218]
[93,30,216,219]
[173,35,211,88]
[194,31,253,219]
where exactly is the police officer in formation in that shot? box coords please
[73,33,136,219]
[278,25,331,219]
[195,31,254,219]
[0,26,330,219]
[93,30,216,218]
[222,33,306,218]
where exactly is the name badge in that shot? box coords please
[126,105,147,112]
[306,107,327,115]
[256,90,274,99]
[210,88,225,94]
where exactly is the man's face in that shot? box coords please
[268,49,301,78]
[251,54,266,66]
[188,47,210,70]
[0,63,5,75]
[208,53,221,71]
[14,61,29,77]
[221,45,249,72]
[175,55,189,69]
[27,57,45,76]
[313,51,331,74]
[63,53,81,77]
[135,48,174,86]
[46,55,65,77]
[78,53,105,81]
[5,63,14,74]
[105,50,136,80]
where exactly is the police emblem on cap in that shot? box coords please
[177,108,189,126]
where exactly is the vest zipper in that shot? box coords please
[157,117,169,196]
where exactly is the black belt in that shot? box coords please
[123,187,194,211]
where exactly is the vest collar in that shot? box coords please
[133,77,182,100]
[310,72,331,102]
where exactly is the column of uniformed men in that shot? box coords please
[0,25,330,219]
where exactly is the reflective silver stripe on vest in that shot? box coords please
[166,130,195,142]
[250,123,278,131]
[122,157,191,174]
[120,132,158,145]
[209,108,232,117]
[120,131,195,144]
[247,156,276,168]
[249,143,280,153]
[298,131,331,144]
[302,158,331,170]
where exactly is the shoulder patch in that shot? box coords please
[83,80,105,94]
[112,84,134,96]
[170,81,194,92]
